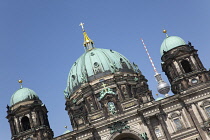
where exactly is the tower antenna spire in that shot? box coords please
[140,38,170,97]
[141,38,158,74]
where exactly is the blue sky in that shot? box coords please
[1,0,210,139]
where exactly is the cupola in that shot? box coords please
[160,30,186,56]
[10,80,39,106]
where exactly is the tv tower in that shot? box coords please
[140,38,170,97]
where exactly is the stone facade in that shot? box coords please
[7,36,210,140]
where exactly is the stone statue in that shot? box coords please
[108,102,117,115]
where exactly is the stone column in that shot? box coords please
[17,116,22,132]
[29,112,34,128]
[186,104,207,140]
[193,103,204,123]
[9,119,15,135]
[35,110,41,126]
[156,113,171,140]
[195,103,205,122]
[12,119,16,135]
[39,111,44,125]
[145,117,158,140]
[181,108,191,128]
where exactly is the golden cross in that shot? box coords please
[79,22,85,31]
[101,83,107,89]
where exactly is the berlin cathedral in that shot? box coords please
[6,24,210,140]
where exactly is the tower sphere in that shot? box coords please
[157,81,170,95]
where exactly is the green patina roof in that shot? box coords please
[10,88,39,106]
[65,48,140,97]
[160,36,186,56]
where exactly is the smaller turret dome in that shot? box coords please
[10,88,39,106]
[160,36,186,56]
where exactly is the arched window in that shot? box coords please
[181,60,192,73]
[205,106,210,118]
[173,118,183,130]
[155,128,162,138]
[21,116,31,131]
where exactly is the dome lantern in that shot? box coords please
[79,22,95,51]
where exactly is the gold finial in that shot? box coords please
[156,93,159,97]
[18,80,23,88]
[79,22,94,48]
[163,29,167,33]
[163,29,169,38]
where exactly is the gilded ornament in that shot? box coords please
[163,29,167,33]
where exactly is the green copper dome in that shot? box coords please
[10,88,39,106]
[65,48,140,97]
[160,36,186,56]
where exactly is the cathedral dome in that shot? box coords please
[64,24,141,98]
[65,48,139,96]
[10,87,39,106]
[160,36,186,56]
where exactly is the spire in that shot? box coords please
[163,29,169,38]
[79,22,94,51]
[140,38,170,97]
[18,80,23,89]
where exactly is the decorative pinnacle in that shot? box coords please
[64,126,67,129]
[79,22,94,49]
[156,93,159,97]
[163,29,169,38]
[18,80,23,88]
